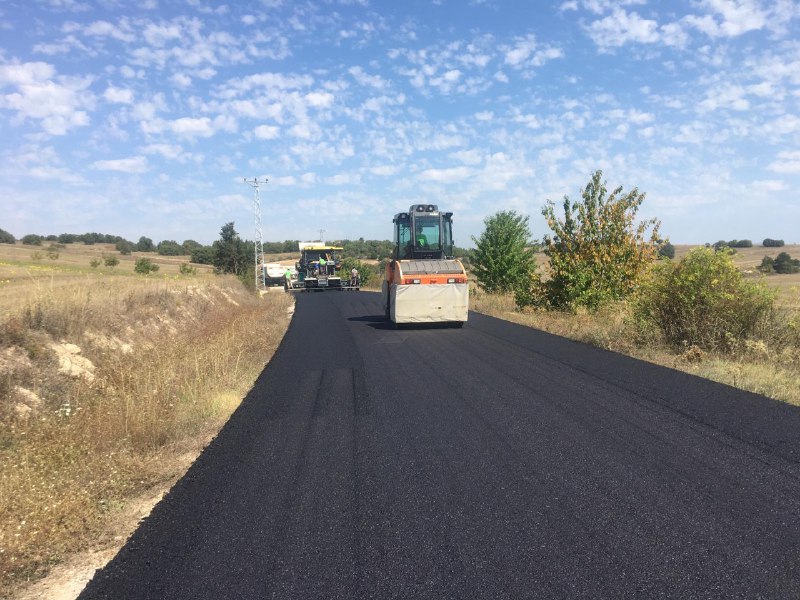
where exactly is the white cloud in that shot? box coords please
[475,111,494,121]
[768,150,800,173]
[0,61,94,135]
[171,117,215,137]
[82,20,135,42]
[254,124,280,139]
[305,91,334,108]
[586,9,660,49]
[141,143,183,160]
[348,66,387,89]
[370,165,400,176]
[324,172,361,185]
[171,73,192,88]
[419,166,473,183]
[92,156,149,173]
[104,86,133,104]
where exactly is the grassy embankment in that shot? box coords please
[471,244,800,407]
[0,242,293,595]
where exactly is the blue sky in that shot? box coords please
[1,0,799,246]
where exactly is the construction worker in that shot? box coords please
[318,255,327,275]
[350,267,359,287]
[415,231,428,248]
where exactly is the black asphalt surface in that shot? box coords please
[79,291,800,599]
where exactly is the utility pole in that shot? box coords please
[319,229,326,244]
[244,177,268,291]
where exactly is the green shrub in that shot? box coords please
[22,234,43,246]
[758,255,775,274]
[30,251,43,261]
[634,247,775,351]
[115,240,135,255]
[763,238,784,247]
[658,241,675,259]
[179,263,197,276]
[774,252,800,274]
[89,258,101,268]
[46,244,60,260]
[338,258,374,286]
[0,228,15,244]
[103,255,119,268]
[157,240,183,256]
[134,257,159,274]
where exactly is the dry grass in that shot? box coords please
[0,245,293,595]
[470,286,800,408]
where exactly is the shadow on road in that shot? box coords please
[348,315,464,331]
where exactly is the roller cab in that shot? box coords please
[382,205,468,326]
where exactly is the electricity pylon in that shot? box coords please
[244,177,268,290]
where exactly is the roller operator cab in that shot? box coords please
[382,204,469,326]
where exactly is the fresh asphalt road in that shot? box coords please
[79,291,800,599]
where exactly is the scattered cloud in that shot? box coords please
[0,61,94,135]
[92,156,149,173]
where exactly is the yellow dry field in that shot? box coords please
[0,242,293,596]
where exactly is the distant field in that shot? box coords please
[0,242,214,314]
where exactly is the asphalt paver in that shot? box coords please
[79,291,800,599]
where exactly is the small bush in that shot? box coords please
[46,245,60,260]
[0,228,16,244]
[22,234,43,246]
[179,263,197,276]
[634,247,775,351]
[30,251,43,261]
[115,240,135,255]
[134,257,160,275]
[104,255,119,268]
[89,258,101,268]
[758,255,775,274]
[658,242,675,259]
[774,252,800,274]
[763,238,785,248]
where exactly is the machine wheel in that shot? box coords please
[451,321,464,328]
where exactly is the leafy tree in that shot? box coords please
[190,245,215,265]
[0,228,16,244]
[89,258,101,268]
[157,240,183,256]
[729,239,753,248]
[212,222,249,276]
[116,240,135,255]
[531,170,660,310]
[658,241,675,259]
[774,252,800,274]
[134,257,159,274]
[338,257,374,287]
[58,233,78,244]
[471,210,537,294]
[22,234,43,246]
[758,255,775,274]
[763,238,785,248]
[182,239,203,254]
[103,255,119,268]
[137,236,155,252]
